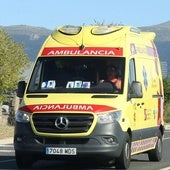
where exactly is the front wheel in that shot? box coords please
[148,133,163,161]
[115,133,131,169]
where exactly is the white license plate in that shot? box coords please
[46,147,77,155]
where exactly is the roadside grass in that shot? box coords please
[0,115,14,139]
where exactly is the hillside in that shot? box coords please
[1,22,170,75]
[140,21,170,75]
[0,25,51,61]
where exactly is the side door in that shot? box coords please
[127,58,144,131]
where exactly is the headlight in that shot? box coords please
[98,110,121,124]
[16,110,31,123]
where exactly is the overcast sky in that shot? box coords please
[0,0,170,29]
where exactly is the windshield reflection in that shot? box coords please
[27,57,125,94]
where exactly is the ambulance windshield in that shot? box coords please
[27,57,125,94]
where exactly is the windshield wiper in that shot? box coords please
[91,94,118,98]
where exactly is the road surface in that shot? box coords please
[0,130,170,170]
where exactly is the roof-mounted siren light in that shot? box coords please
[91,26,122,35]
[130,27,141,34]
[58,25,82,35]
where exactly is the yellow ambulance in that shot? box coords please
[14,25,164,169]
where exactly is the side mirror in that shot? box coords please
[17,81,27,98]
[128,81,143,99]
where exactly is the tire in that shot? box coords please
[15,151,36,169]
[148,133,163,161]
[115,133,131,169]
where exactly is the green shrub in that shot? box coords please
[164,103,170,123]
[163,78,170,123]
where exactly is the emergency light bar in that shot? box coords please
[130,27,140,34]
[91,26,122,35]
[58,25,82,35]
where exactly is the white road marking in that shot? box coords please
[0,150,14,153]
[0,144,14,153]
[160,167,170,170]
[163,137,170,141]
[0,144,13,147]
[0,159,15,163]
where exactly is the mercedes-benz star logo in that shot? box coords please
[55,117,69,129]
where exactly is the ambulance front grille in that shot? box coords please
[32,113,94,134]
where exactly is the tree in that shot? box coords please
[163,78,170,104]
[163,78,170,122]
[0,28,29,102]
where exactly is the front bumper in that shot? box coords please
[14,121,125,161]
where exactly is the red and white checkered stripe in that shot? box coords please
[131,136,158,155]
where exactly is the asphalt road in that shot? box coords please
[0,130,170,170]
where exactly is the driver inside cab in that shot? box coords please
[100,66,122,90]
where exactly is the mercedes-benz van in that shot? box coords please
[14,25,164,169]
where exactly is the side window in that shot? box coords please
[28,60,43,91]
[128,59,136,87]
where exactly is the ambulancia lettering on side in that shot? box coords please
[14,25,164,169]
